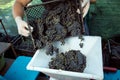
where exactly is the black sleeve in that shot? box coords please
[41,0,53,2]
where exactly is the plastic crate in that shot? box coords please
[4,56,39,80]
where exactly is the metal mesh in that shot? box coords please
[24,0,63,29]
[24,5,45,22]
[24,0,62,22]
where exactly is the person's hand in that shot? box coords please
[15,16,33,37]
[76,0,90,18]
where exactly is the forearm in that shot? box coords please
[12,1,24,18]
[12,0,32,18]
[12,0,33,37]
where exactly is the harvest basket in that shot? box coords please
[24,0,84,49]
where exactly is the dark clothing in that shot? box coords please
[41,0,54,2]
[41,0,63,10]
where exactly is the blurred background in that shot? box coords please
[0,0,42,36]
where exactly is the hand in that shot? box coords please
[76,0,90,18]
[15,16,33,37]
[82,1,90,17]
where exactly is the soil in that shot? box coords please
[49,50,86,72]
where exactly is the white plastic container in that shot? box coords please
[27,36,103,80]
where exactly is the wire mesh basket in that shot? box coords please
[24,0,83,49]
[24,0,63,23]
[24,0,66,49]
